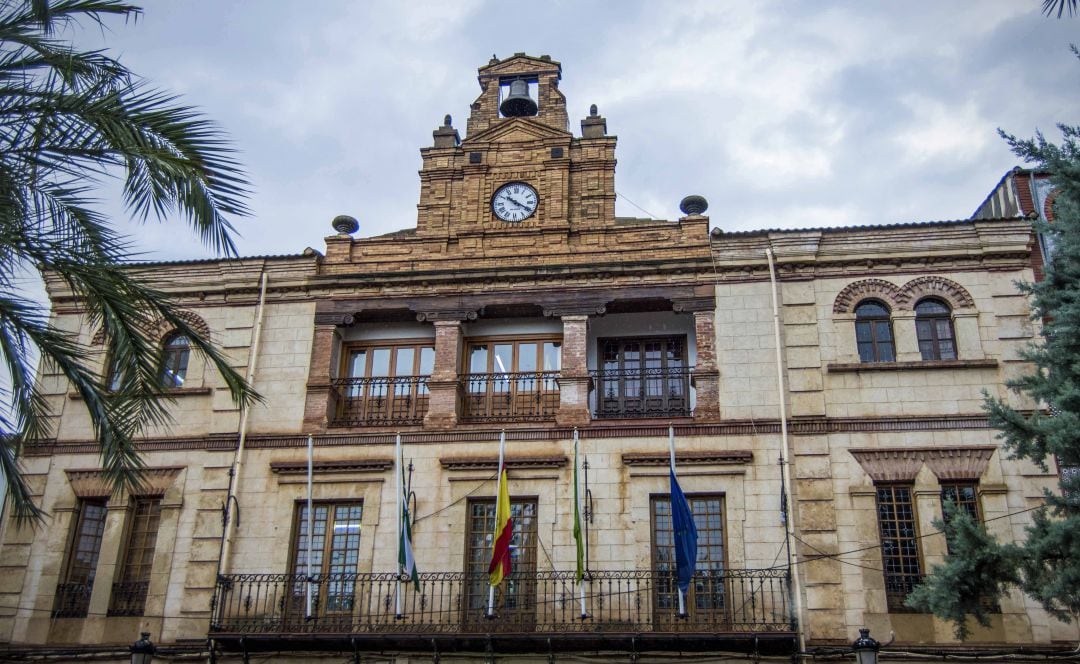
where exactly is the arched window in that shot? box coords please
[855,300,895,363]
[915,298,956,360]
[160,333,191,388]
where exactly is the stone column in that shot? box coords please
[302,313,352,432]
[554,314,590,427]
[419,310,475,430]
[674,298,720,420]
[893,310,920,362]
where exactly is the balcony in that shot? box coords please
[107,580,149,617]
[212,569,792,655]
[52,582,93,618]
[331,376,430,427]
[460,372,560,423]
[591,366,692,419]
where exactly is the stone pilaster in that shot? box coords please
[554,314,590,427]
[423,317,467,430]
[302,317,348,432]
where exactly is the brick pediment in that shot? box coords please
[462,117,571,144]
[849,446,996,482]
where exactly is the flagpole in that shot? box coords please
[306,433,314,620]
[575,429,586,619]
[488,430,506,618]
[669,425,686,618]
[395,433,403,619]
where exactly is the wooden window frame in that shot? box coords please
[462,496,539,626]
[340,341,435,379]
[108,496,162,616]
[285,500,364,619]
[336,342,435,426]
[915,298,957,361]
[461,336,562,422]
[650,492,728,625]
[160,332,191,388]
[874,484,923,612]
[855,300,896,363]
[53,498,108,618]
[595,335,690,418]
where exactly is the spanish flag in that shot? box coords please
[488,432,513,587]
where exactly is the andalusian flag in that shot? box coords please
[396,435,419,592]
[573,429,585,583]
[489,432,513,587]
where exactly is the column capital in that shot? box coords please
[542,302,607,317]
[673,297,715,314]
[415,309,478,322]
[314,312,355,326]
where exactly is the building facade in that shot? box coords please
[0,54,1073,662]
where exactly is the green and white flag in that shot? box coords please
[397,435,420,591]
[573,429,584,583]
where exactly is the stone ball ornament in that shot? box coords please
[679,195,708,216]
[332,215,359,235]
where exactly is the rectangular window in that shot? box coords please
[288,502,363,618]
[875,485,922,612]
[53,499,107,618]
[596,336,690,418]
[462,338,560,422]
[940,482,979,555]
[336,343,434,425]
[463,497,538,626]
[108,497,161,616]
[651,494,726,625]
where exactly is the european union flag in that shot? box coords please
[669,468,698,596]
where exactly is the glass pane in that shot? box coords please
[856,321,872,343]
[543,342,561,371]
[493,344,513,375]
[916,299,950,316]
[394,348,415,376]
[470,345,488,373]
[347,350,367,378]
[518,343,537,372]
[856,302,889,318]
[418,347,435,375]
[370,348,391,377]
[874,321,893,342]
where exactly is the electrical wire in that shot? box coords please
[614,189,658,219]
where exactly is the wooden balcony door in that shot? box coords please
[463,498,538,629]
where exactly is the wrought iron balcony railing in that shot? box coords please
[591,366,692,419]
[107,580,149,617]
[460,372,560,423]
[52,582,93,618]
[212,569,791,636]
[331,376,430,426]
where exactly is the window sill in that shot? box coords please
[69,387,212,400]
[827,359,999,373]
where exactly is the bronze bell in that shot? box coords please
[499,79,538,117]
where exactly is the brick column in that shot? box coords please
[554,314,591,427]
[303,313,352,432]
[674,298,720,420]
[419,310,475,430]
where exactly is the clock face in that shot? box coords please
[492,182,538,222]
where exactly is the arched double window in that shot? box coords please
[160,333,191,388]
[855,300,895,363]
[915,298,956,360]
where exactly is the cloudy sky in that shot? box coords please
[61,0,1077,262]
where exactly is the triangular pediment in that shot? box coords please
[463,117,571,145]
[478,54,561,77]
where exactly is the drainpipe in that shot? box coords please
[765,247,806,655]
[217,270,270,579]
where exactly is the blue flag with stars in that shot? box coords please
[669,468,698,595]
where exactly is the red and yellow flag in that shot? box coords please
[488,460,513,587]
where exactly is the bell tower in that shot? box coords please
[415,53,616,246]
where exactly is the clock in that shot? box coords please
[492,182,538,222]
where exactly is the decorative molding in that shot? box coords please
[24,415,999,456]
[415,309,478,322]
[542,303,607,317]
[622,451,752,467]
[269,459,392,475]
[849,446,996,482]
[671,297,715,314]
[65,466,182,498]
[898,276,976,310]
[827,359,999,373]
[314,312,355,326]
[832,279,904,313]
[440,455,567,471]
[91,309,212,346]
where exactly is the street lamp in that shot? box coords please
[852,628,881,664]
[130,632,156,664]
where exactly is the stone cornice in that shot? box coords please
[622,451,752,466]
[65,466,182,498]
[269,459,392,475]
[849,446,997,482]
[827,359,1000,373]
[440,455,567,471]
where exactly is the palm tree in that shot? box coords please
[1043,0,1078,17]
[0,0,258,522]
